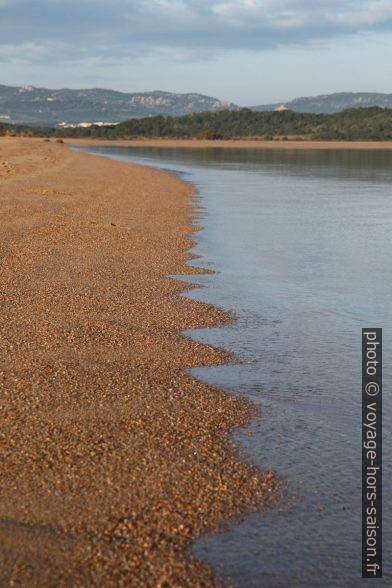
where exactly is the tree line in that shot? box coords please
[1,107,392,141]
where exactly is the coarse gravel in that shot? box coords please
[0,138,279,587]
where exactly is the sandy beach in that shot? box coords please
[0,138,278,587]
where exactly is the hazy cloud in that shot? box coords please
[1,0,391,67]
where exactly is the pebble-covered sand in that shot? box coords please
[0,138,278,587]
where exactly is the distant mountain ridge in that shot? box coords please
[251,92,392,114]
[2,85,392,124]
[0,84,238,124]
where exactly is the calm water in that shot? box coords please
[74,145,392,587]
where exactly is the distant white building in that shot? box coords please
[274,104,289,112]
[57,121,120,128]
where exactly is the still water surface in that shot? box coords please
[75,145,392,587]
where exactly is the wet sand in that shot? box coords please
[67,137,392,150]
[0,138,278,587]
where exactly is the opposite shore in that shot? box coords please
[0,138,277,586]
[66,137,392,150]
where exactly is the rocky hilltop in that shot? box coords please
[251,92,392,114]
[0,84,238,125]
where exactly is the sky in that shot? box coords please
[0,0,391,105]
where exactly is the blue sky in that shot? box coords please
[0,0,391,105]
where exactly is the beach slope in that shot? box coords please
[0,138,276,586]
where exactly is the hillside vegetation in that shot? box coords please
[2,107,392,141]
[251,92,392,114]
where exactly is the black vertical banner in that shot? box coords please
[362,328,382,578]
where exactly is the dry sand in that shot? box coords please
[0,138,278,587]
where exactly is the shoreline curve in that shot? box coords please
[0,137,278,587]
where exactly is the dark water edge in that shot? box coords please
[71,145,392,587]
